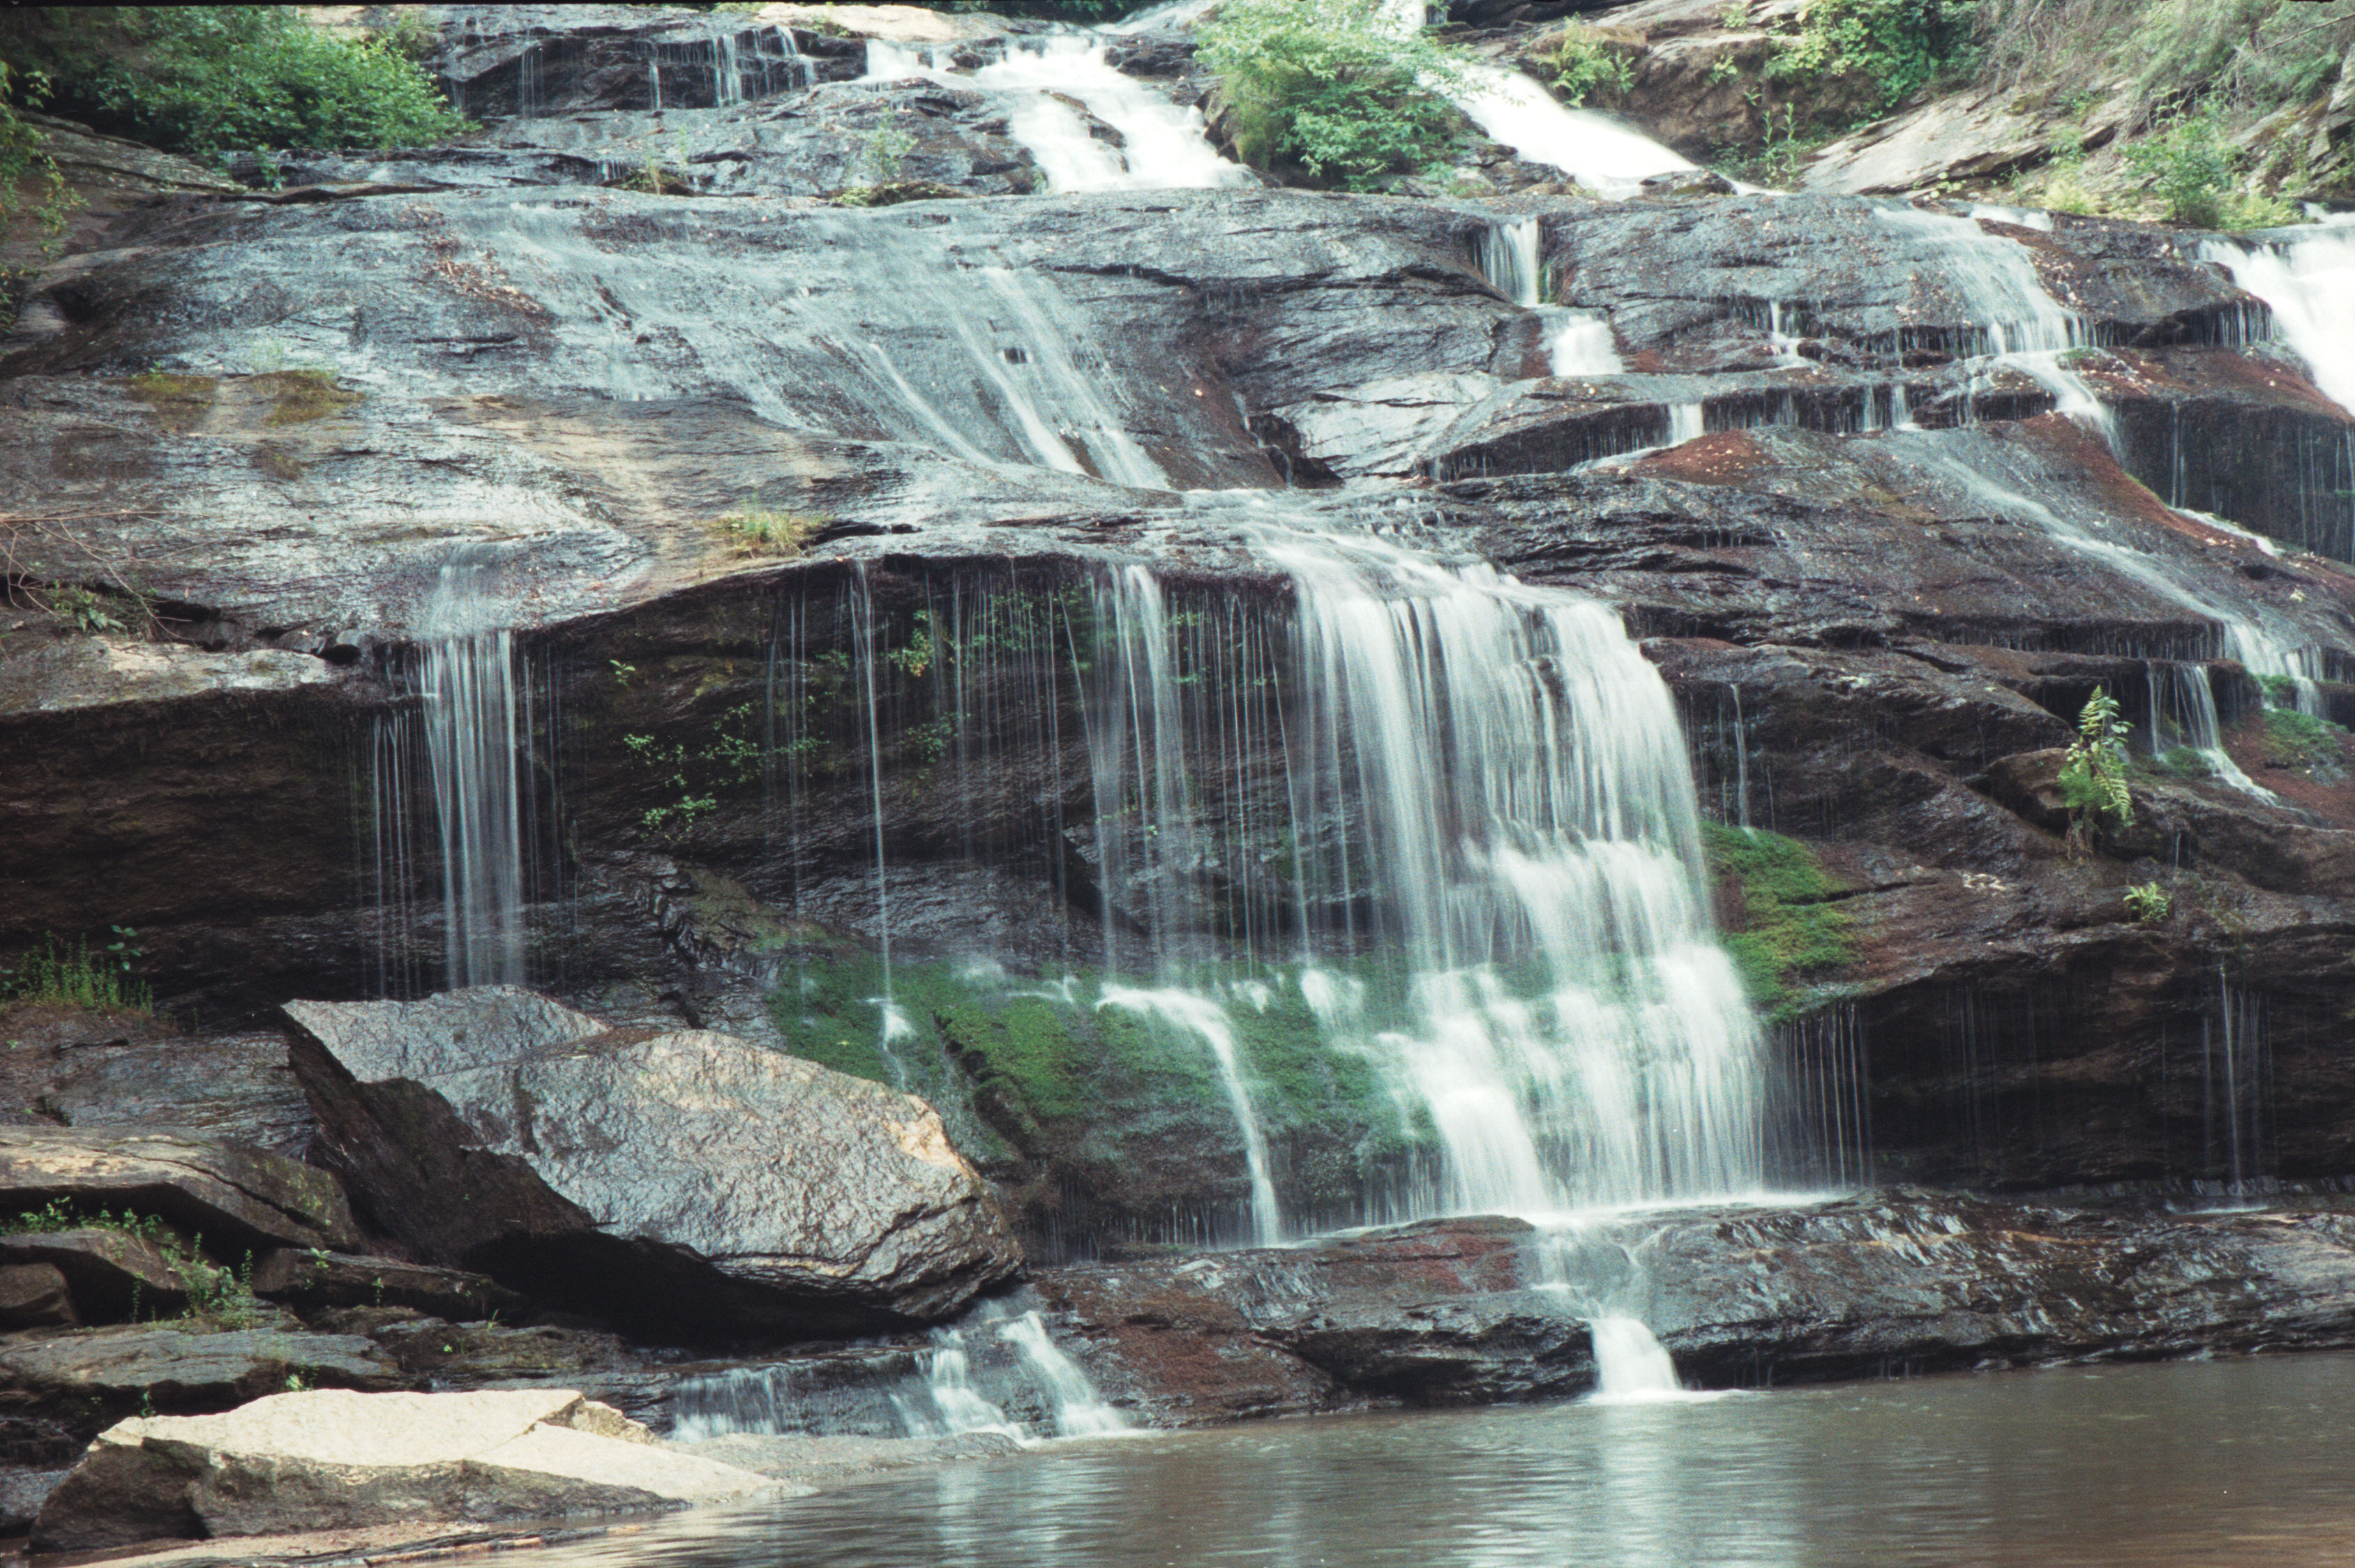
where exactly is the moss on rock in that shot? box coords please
[1703,822,1856,1023]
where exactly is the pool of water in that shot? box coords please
[555,1353,2355,1568]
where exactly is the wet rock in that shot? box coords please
[1802,82,2139,197]
[0,1230,188,1322]
[0,1024,313,1161]
[0,1129,359,1255]
[0,1265,75,1329]
[285,987,1023,1339]
[1041,1195,2355,1418]
[1036,1217,1546,1424]
[425,6,813,121]
[0,1325,405,1450]
[30,1387,774,1553]
[249,1249,525,1323]
[0,1467,66,1534]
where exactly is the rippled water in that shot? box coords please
[563,1355,2355,1568]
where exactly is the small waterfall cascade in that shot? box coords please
[863,36,1247,193]
[671,1302,1127,1447]
[1770,1001,1874,1191]
[1869,206,2119,448]
[1097,983,1283,1246]
[1472,217,1542,308]
[2196,228,2355,568]
[2146,661,2271,797]
[1548,310,1623,377]
[1088,522,1768,1220]
[1896,435,2301,801]
[1586,1317,1685,1401]
[2203,970,2271,1196]
[1448,61,1700,197]
[417,555,527,988]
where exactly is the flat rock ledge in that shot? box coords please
[31,1387,786,1553]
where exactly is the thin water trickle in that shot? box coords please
[419,555,527,988]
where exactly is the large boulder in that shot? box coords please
[30,1387,784,1553]
[0,1129,359,1255]
[285,987,1023,1339]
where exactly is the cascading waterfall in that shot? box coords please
[2197,227,2355,571]
[1083,522,1767,1226]
[418,555,528,988]
[2203,970,2271,1196]
[863,36,1248,193]
[1472,217,1542,308]
[675,1301,1127,1447]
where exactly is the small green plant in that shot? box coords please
[2255,673,2298,706]
[713,508,825,559]
[2156,744,2214,780]
[2124,881,2170,924]
[608,659,637,688]
[1544,25,1634,107]
[1198,0,1470,191]
[864,125,917,183]
[887,610,935,679]
[2057,690,2134,857]
[1,929,153,1013]
[284,1371,310,1393]
[47,584,123,635]
[13,6,472,159]
[624,733,718,836]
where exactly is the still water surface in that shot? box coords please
[560,1354,2355,1567]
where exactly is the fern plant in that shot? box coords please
[2057,690,2133,857]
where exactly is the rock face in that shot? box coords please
[0,1129,359,1255]
[30,1387,777,1553]
[284,987,1023,1338]
[1032,1194,2355,1422]
[6,1,2355,1263]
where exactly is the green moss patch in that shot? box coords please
[1703,822,1856,1023]
[254,369,361,425]
[125,370,218,430]
[2262,709,2348,771]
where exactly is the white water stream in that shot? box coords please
[417,555,527,988]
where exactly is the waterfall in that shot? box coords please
[863,36,1247,193]
[675,1301,1126,1447]
[418,556,527,988]
[1473,217,1542,308]
[1448,62,1699,197]
[1586,1316,1685,1401]
[1547,311,1622,377]
[2203,970,2270,1196]
[1086,523,1766,1221]
[2196,229,2355,570]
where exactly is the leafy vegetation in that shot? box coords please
[1544,25,1635,107]
[0,7,469,158]
[2057,691,2134,857]
[5,1200,266,1326]
[2121,107,2294,227]
[712,507,826,558]
[1758,0,1983,112]
[2124,880,2171,924]
[2261,707,2348,770]
[1702,823,1855,1023]
[1,928,151,1013]
[1197,0,1469,191]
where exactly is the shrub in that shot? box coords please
[1,7,469,158]
[2122,109,2236,225]
[2056,690,2132,857]
[1544,25,1634,107]
[1763,0,1982,112]
[1197,0,1469,192]
[2124,881,2170,924]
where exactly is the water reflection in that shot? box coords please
[552,1355,2355,1568]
